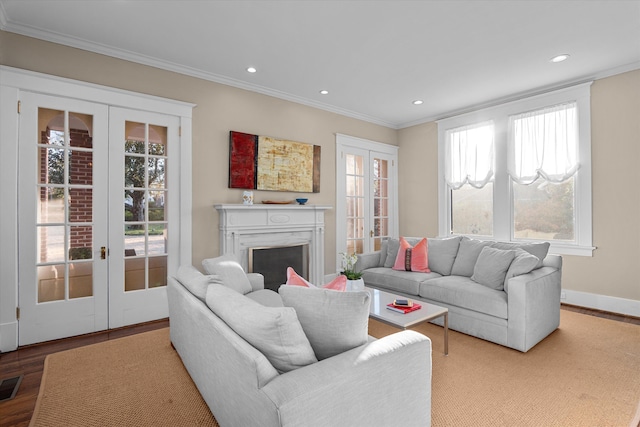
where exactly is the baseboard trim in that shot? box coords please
[0,321,18,353]
[562,289,640,318]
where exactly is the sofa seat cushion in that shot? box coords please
[362,267,441,296]
[419,276,508,319]
[206,283,317,373]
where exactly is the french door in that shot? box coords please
[336,134,398,267]
[18,93,179,345]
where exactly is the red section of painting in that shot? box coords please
[229,131,257,189]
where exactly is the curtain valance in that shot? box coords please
[445,121,494,190]
[508,102,579,185]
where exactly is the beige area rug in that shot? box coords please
[369,310,640,427]
[30,329,218,427]
[30,311,640,427]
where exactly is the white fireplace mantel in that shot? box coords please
[214,204,332,285]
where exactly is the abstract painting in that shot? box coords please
[229,131,320,193]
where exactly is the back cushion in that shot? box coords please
[279,285,370,360]
[176,265,222,301]
[202,253,253,295]
[491,241,550,269]
[427,236,463,276]
[470,247,515,291]
[451,237,494,277]
[206,283,317,373]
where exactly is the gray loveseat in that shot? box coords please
[168,255,433,427]
[355,236,562,352]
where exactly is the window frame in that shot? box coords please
[437,82,594,256]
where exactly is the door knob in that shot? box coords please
[101,246,107,259]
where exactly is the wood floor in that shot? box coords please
[1,307,638,427]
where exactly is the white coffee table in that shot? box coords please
[366,287,449,355]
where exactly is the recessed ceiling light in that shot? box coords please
[319,90,329,95]
[413,100,424,105]
[246,67,257,73]
[550,54,570,63]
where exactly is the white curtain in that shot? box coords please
[508,102,579,184]
[445,121,494,190]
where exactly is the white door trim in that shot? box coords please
[335,133,398,271]
[0,66,194,351]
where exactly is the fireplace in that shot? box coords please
[214,204,331,286]
[249,243,309,291]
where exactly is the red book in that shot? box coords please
[386,302,422,314]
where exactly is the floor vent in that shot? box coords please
[0,375,23,402]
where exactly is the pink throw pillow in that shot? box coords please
[286,267,347,291]
[392,237,430,273]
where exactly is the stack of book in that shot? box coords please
[386,298,421,314]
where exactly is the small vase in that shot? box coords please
[346,278,365,292]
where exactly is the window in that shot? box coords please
[438,83,593,256]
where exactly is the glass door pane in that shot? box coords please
[345,154,365,254]
[372,157,390,251]
[123,121,168,291]
[36,108,95,302]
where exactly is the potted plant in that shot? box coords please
[340,252,364,291]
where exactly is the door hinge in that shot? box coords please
[179,126,182,137]
[17,100,21,114]
[16,307,20,320]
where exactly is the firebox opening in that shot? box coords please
[248,243,309,292]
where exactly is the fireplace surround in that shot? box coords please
[214,204,332,286]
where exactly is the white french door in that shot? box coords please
[336,134,398,269]
[17,95,180,345]
[18,92,110,345]
[107,108,179,328]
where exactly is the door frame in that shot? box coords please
[335,133,399,273]
[0,66,194,352]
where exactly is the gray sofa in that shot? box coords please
[355,236,562,352]
[168,256,433,427]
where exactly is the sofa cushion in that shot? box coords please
[202,253,253,295]
[419,276,508,319]
[392,237,430,273]
[286,267,347,291]
[471,247,516,290]
[176,265,223,301]
[503,249,540,293]
[450,237,494,277]
[245,289,285,307]
[205,283,317,373]
[427,236,462,276]
[379,238,389,267]
[362,267,439,296]
[278,285,370,360]
[491,241,550,269]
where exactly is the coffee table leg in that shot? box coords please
[444,312,449,356]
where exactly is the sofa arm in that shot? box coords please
[507,266,562,352]
[262,330,431,427]
[354,251,382,272]
[247,272,265,292]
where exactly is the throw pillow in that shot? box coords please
[205,283,317,373]
[202,253,253,295]
[279,285,370,360]
[286,267,347,291]
[471,246,516,290]
[392,237,430,273]
[427,236,463,276]
[175,264,223,301]
[503,249,540,293]
[383,237,422,268]
[491,241,550,269]
[450,237,494,277]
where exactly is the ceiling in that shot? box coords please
[1,0,639,129]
